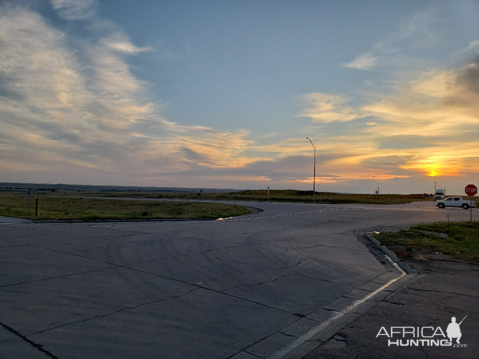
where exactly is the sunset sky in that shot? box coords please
[1,0,478,194]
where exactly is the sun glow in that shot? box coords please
[423,162,446,177]
[402,158,461,177]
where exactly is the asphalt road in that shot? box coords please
[0,201,474,359]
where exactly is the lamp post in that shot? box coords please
[306,137,316,202]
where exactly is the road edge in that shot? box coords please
[262,233,419,359]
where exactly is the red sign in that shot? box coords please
[465,184,477,196]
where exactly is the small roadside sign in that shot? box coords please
[465,184,477,196]
[465,184,477,223]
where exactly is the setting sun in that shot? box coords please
[401,157,464,178]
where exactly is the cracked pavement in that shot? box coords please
[0,200,474,358]
[304,256,479,359]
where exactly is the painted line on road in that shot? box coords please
[222,208,347,222]
[267,255,406,359]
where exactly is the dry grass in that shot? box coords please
[0,192,250,220]
[374,222,479,263]
[52,189,434,205]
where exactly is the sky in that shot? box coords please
[1,0,479,194]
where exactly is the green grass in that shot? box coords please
[374,222,479,263]
[51,189,435,205]
[0,192,250,220]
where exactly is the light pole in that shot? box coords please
[306,137,316,202]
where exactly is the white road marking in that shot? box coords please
[224,208,352,222]
[268,255,407,359]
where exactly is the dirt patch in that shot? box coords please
[389,244,472,265]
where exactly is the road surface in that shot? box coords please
[0,201,472,358]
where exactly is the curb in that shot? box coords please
[364,232,417,274]
[3,206,263,224]
[265,233,419,359]
[30,218,215,224]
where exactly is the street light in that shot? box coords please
[306,137,316,202]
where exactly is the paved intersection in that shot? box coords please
[0,201,472,358]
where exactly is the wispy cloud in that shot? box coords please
[298,93,361,122]
[342,53,377,70]
[101,34,152,54]
[50,0,97,20]
[343,10,442,71]
[299,54,479,179]
[1,2,477,192]
[464,39,479,54]
[0,2,252,185]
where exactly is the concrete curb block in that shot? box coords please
[398,260,417,274]
[364,233,417,274]
[368,235,381,247]
[380,245,400,263]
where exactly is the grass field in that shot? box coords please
[50,189,436,205]
[374,222,479,263]
[0,192,251,220]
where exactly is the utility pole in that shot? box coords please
[306,137,316,202]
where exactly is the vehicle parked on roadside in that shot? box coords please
[435,189,446,200]
[435,197,476,209]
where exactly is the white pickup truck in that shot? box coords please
[436,197,476,209]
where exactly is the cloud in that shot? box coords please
[363,59,479,131]
[0,3,253,185]
[177,130,253,168]
[343,53,377,70]
[397,11,441,50]
[296,51,479,181]
[254,132,278,140]
[464,40,479,54]
[101,34,152,54]
[298,93,361,122]
[1,2,478,192]
[343,10,442,71]
[158,154,343,185]
[50,0,96,20]
[454,56,479,95]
